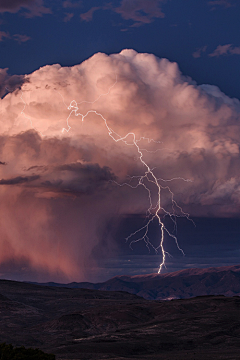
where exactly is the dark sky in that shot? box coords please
[1,0,240,99]
[0,0,240,282]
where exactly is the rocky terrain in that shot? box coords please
[0,278,240,359]
[39,264,240,300]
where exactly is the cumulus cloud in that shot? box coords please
[0,0,51,17]
[1,49,240,281]
[209,44,240,57]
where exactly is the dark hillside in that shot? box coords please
[0,279,240,359]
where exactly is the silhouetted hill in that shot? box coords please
[0,279,240,359]
[36,264,240,300]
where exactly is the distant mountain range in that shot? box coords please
[34,264,240,300]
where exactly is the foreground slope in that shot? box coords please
[0,279,240,359]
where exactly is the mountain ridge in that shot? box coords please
[30,264,240,300]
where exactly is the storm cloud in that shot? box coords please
[1,49,240,281]
[0,0,34,11]
[0,68,26,98]
[0,174,39,185]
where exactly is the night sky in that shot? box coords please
[0,0,240,282]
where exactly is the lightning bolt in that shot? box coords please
[59,76,192,274]
[20,74,193,273]
[61,77,117,133]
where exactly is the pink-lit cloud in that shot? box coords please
[62,0,82,9]
[81,0,165,27]
[13,34,31,43]
[63,12,74,22]
[0,30,9,41]
[192,45,207,58]
[1,50,240,281]
[80,6,101,22]
[209,44,240,57]
[208,0,234,9]
[0,31,30,44]
[113,0,165,26]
